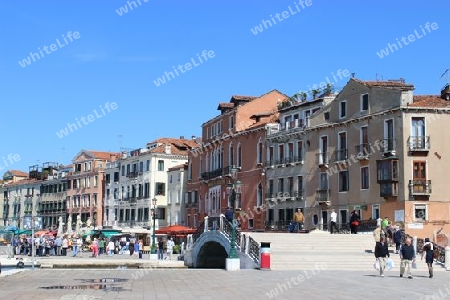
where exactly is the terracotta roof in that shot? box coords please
[148,138,199,156]
[4,178,42,187]
[409,95,450,108]
[6,170,29,177]
[168,163,187,171]
[230,95,258,102]
[88,150,121,160]
[352,78,414,89]
[217,102,235,110]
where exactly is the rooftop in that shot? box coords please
[409,95,450,108]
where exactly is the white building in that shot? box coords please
[167,163,188,226]
[103,137,199,232]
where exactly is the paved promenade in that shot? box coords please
[0,268,448,299]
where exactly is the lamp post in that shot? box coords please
[151,198,157,255]
[226,166,242,260]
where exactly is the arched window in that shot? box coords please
[229,143,234,166]
[257,182,263,207]
[257,138,263,164]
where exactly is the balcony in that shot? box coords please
[315,189,330,205]
[380,183,398,198]
[126,171,141,178]
[265,192,276,201]
[294,190,305,200]
[201,166,231,180]
[355,143,371,159]
[408,136,430,152]
[265,159,276,168]
[382,138,396,156]
[334,149,348,162]
[316,152,330,167]
[409,180,432,195]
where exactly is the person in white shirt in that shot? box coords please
[166,238,175,260]
[330,209,338,234]
[107,240,115,256]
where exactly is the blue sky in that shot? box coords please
[0,0,448,172]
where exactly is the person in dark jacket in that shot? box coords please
[349,211,360,234]
[421,238,434,278]
[393,227,403,254]
[400,237,416,278]
[375,236,390,277]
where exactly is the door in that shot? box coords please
[411,117,425,149]
[413,161,426,192]
[320,136,328,164]
[322,210,328,231]
[340,210,347,227]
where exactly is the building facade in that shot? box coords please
[264,94,336,229]
[66,150,118,229]
[187,90,288,230]
[103,138,198,231]
[167,163,188,226]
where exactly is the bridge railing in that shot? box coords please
[220,215,242,251]
[404,233,445,264]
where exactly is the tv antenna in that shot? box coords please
[440,68,450,85]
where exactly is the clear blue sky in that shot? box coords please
[0,0,448,172]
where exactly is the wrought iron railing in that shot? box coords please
[248,236,260,264]
[192,221,205,243]
[221,215,242,251]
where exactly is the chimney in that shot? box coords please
[441,84,450,101]
[180,136,185,139]
[191,135,196,140]
[165,144,172,154]
[110,154,116,162]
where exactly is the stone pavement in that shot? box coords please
[0,268,448,299]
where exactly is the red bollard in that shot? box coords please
[260,242,271,270]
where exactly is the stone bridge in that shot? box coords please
[183,215,260,269]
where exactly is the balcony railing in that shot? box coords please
[380,183,398,197]
[315,189,330,203]
[409,180,432,195]
[382,138,396,154]
[334,149,348,162]
[294,190,304,199]
[408,136,430,152]
[355,143,371,158]
[201,166,231,180]
[126,171,141,178]
[316,152,329,166]
[265,159,276,167]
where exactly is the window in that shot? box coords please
[278,178,284,193]
[156,207,166,220]
[257,182,263,207]
[414,204,427,221]
[319,173,328,190]
[105,174,110,184]
[339,171,349,192]
[384,119,395,152]
[257,140,263,164]
[113,172,119,183]
[121,165,125,176]
[361,94,369,111]
[87,176,91,188]
[178,172,181,182]
[287,177,294,194]
[361,166,369,190]
[377,159,398,181]
[126,164,130,175]
[297,176,303,193]
[288,143,294,160]
[158,160,164,171]
[410,117,427,150]
[278,144,284,163]
[268,146,274,165]
[337,132,347,161]
[324,112,330,120]
[146,160,150,171]
[229,144,234,166]
[237,144,242,167]
[155,182,165,196]
[229,115,234,129]
[297,141,303,161]
[139,162,144,172]
[339,101,347,119]
[372,204,380,220]
[169,175,173,184]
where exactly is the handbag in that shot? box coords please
[412,261,417,269]
[374,259,380,271]
[351,221,359,226]
[386,258,394,270]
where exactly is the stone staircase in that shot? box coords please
[247,231,446,272]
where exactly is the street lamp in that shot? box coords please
[226,166,242,259]
[151,198,157,255]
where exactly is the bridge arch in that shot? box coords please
[192,231,231,268]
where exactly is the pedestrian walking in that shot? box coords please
[293,208,304,232]
[166,238,175,260]
[393,226,403,254]
[400,237,416,279]
[330,209,338,234]
[373,225,382,243]
[374,236,390,277]
[421,238,434,278]
[107,240,115,256]
[158,238,164,260]
[349,211,360,234]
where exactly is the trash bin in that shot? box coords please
[260,242,271,270]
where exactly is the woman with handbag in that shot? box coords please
[349,211,360,234]
[421,238,434,278]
